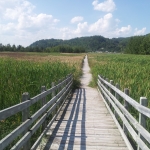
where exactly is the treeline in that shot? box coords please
[45,45,85,53]
[125,34,150,55]
[0,44,85,53]
[0,44,26,52]
[30,36,130,52]
[2,34,150,54]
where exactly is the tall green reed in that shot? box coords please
[88,53,150,133]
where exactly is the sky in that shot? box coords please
[0,0,150,47]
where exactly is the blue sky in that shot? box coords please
[0,0,150,47]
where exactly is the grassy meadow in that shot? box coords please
[0,52,84,109]
[88,53,150,136]
[1,52,150,148]
[0,52,85,148]
[88,53,150,105]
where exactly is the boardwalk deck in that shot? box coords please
[38,56,129,150]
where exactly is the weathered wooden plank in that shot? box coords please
[36,57,128,150]
[30,82,72,150]
[0,87,54,121]
[10,82,72,150]
[98,80,150,144]
[37,87,129,150]
[31,89,72,150]
[48,137,127,145]
[138,97,148,150]
[50,144,128,150]
[22,92,30,150]
[11,132,31,150]
[0,119,31,150]
[0,75,73,150]
[0,100,30,120]
[0,75,72,121]
[98,87,134,150]
[35,58,128,150]
[98,82,150,150]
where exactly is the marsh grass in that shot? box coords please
[0,52,84,149]
[88,53,150,132]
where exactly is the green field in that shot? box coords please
[89,53,150,105]
[88,53,150,135]
[1,52,150,148]
[0,52,84,149]
[0,57,81,110]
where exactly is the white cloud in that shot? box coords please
[73,22,88,34]
[114,25,131,37]
[134,27,146,35]
[17,13,59,30]
[2,0,34,20]
[60,14,133,40]
[60,22,88,39]
[0,0,60,46]
[92,0,116,12]
[60,27,73,40]
[88,13,113,33]
[71,16,84,24]
[0,0,140,47]
[0,23,17,38]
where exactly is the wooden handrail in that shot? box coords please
[98,75,150,118]
[0,74,73,150]
[98,75,150,150]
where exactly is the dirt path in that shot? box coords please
[80,55,92,87]
[39,55,128,150]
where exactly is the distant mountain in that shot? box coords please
[29,35,131,52]
[1,35,149,54]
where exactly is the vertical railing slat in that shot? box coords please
[51,82,56,116]
[123,88,129,137]
[138,97,148,150]
[22,92,30,150]
[109,80,114,109]
[114,83,120,119]
[41,86,47,131]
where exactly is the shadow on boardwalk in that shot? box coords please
[41,55,128,150]
[44,88,86,150]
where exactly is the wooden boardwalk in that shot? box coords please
[38,56,129,150]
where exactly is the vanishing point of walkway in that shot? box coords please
[41,56,128,150]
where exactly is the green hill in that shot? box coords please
[29,35,130,52]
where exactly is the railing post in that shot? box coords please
[57,79,62,108]
[114,83,120,119]
[22,92,30,150]
[109,80,114,109]
[51,82,55,117]
[60,79,64,105]
[104,78,109,103]
[123,88,129,136]
[137,97,148,150]
[41,86,47,131]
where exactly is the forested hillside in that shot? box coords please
[1,34,150,54]
[29,36,130,52]
[125,34,150,55]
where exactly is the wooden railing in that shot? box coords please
[0,74,73,150]
[97,75,150,150]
